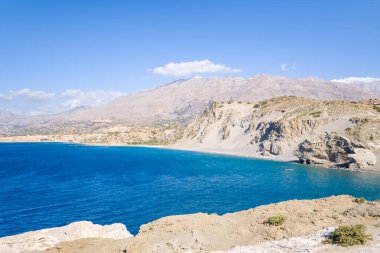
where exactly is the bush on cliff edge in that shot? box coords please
[323,224,371,247]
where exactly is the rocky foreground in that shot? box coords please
[2,195,380,253]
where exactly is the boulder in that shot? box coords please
[294,132,376,169]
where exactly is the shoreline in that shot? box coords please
[0,138,379,174]
[2,195,380,253]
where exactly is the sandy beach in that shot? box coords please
[0,136,378,173]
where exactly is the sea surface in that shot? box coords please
[1,142,380,237]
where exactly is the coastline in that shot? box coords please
[1,141,380,252]
[85,142,380,174]
[0,137,378,173]
[2,195,380,253]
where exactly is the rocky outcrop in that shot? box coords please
[174,96,380,169]
[39,195,380,253]
[0,221,132,253]
[254,119,325,156]
[294,132,376,168]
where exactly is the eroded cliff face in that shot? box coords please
[294,132,376,169]
[174,96,380,169]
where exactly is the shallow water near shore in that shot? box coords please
[1,142,380,237]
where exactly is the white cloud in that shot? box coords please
[280,63,296,71]
[331,77,380,84]
[13,88,56,101]
[61,89,125,109]
[0,93,11,101]
[0,88,126,115]
[151,59,241,76]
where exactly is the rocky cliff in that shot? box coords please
[173,96,380,169]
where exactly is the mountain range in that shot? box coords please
[0,75,379,135]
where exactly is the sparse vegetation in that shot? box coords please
[259,100,268,107]
[353,198,366,204]
[373,106,380,113]
[253,104,260,108]
[345,127,351,132]
[107,131,121,136]
[130,140,162,145]
[309,111,322,118]
[323,224,371,247]
[264,215,286,226]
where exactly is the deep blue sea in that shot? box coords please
[1,142,380,237]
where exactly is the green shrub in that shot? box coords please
[259,100,268,106]
[264,215,286,226]
[323,225,371,247]
[353,198,366,204]
[253,104,260,108]
[309,111,322,118]
[373,106,380,113]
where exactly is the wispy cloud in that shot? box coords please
[0,88,56,102]
[151,59,241,76]
[60,89,125,109]
[12,88,56,102]
[280,63,296,71]
[0,88,126,115]
[331,77,380,84]
[0,93,11,101]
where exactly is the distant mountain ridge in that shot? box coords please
[0,75,378,135]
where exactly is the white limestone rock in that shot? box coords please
[0,221,133,253]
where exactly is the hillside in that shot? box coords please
[0,75,377,135]
[93,75,375,124]
[173,96,380,169]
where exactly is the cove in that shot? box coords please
[1,142,380,237]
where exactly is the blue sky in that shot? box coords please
[0,0,379,114]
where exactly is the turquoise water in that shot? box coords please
[1,142,380,237]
